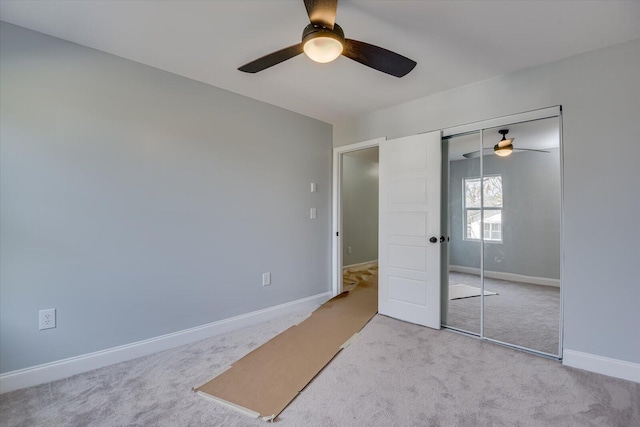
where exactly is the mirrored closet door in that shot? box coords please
[442,113,562,357]
[441,131,482,335]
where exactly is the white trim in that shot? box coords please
[343,259,378,269]
[442,106,561,138]
[0,292,332,394]
[563,349,640,384]
[332,138,385,297]
[449,265,560,287]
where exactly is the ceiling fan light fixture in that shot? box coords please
[494,143,513,157]
[494,129,514,156]
[302,24,344,63]
[303,36,343,63]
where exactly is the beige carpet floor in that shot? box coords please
[1,266,638,426]
[1,312,638,426]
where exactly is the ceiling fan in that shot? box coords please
[238,0,417,78]
[463,129,550,158]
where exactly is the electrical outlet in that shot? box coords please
[262,272,271,286]
[39,308,56,330]
[348,246,352,254]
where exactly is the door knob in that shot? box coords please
[440,236,446,242]
[429,237,438,243]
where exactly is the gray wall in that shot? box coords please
[334,38,640,364]
[0,23,332,373]
[341,155,378,266]
[449,149,561,279]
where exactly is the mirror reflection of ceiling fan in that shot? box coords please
[238,0,417,77]
[463,129,550,159]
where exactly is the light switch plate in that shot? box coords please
[310,182,316,193]
[310,208,317,219]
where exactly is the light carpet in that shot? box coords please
[1,313,639,426]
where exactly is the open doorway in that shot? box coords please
[332,138,384,296]
[341,147,379,289]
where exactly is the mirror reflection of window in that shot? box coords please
[463,175,502,242]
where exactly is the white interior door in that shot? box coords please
[378,131,442,329]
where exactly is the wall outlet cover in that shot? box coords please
[39,308,56,330]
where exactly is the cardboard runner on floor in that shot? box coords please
[194,271,378,421]
[449,284,498,300]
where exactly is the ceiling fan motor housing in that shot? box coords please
[302,23,345,44]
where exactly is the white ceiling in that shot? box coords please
[1,1,639,124]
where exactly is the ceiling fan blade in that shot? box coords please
[238,43,304,73]
[304,0,338,28]
[497,138,514,148]
[463,147,550,158]
[514,148,550,153]
[462,148,493,159]
[342,39,417,77]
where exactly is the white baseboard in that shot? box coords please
[0,292,332,394]
[563,349,640,383]
[449,265,560,287]
[343,259,378,269]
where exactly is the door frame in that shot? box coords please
[332,137,386,297]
